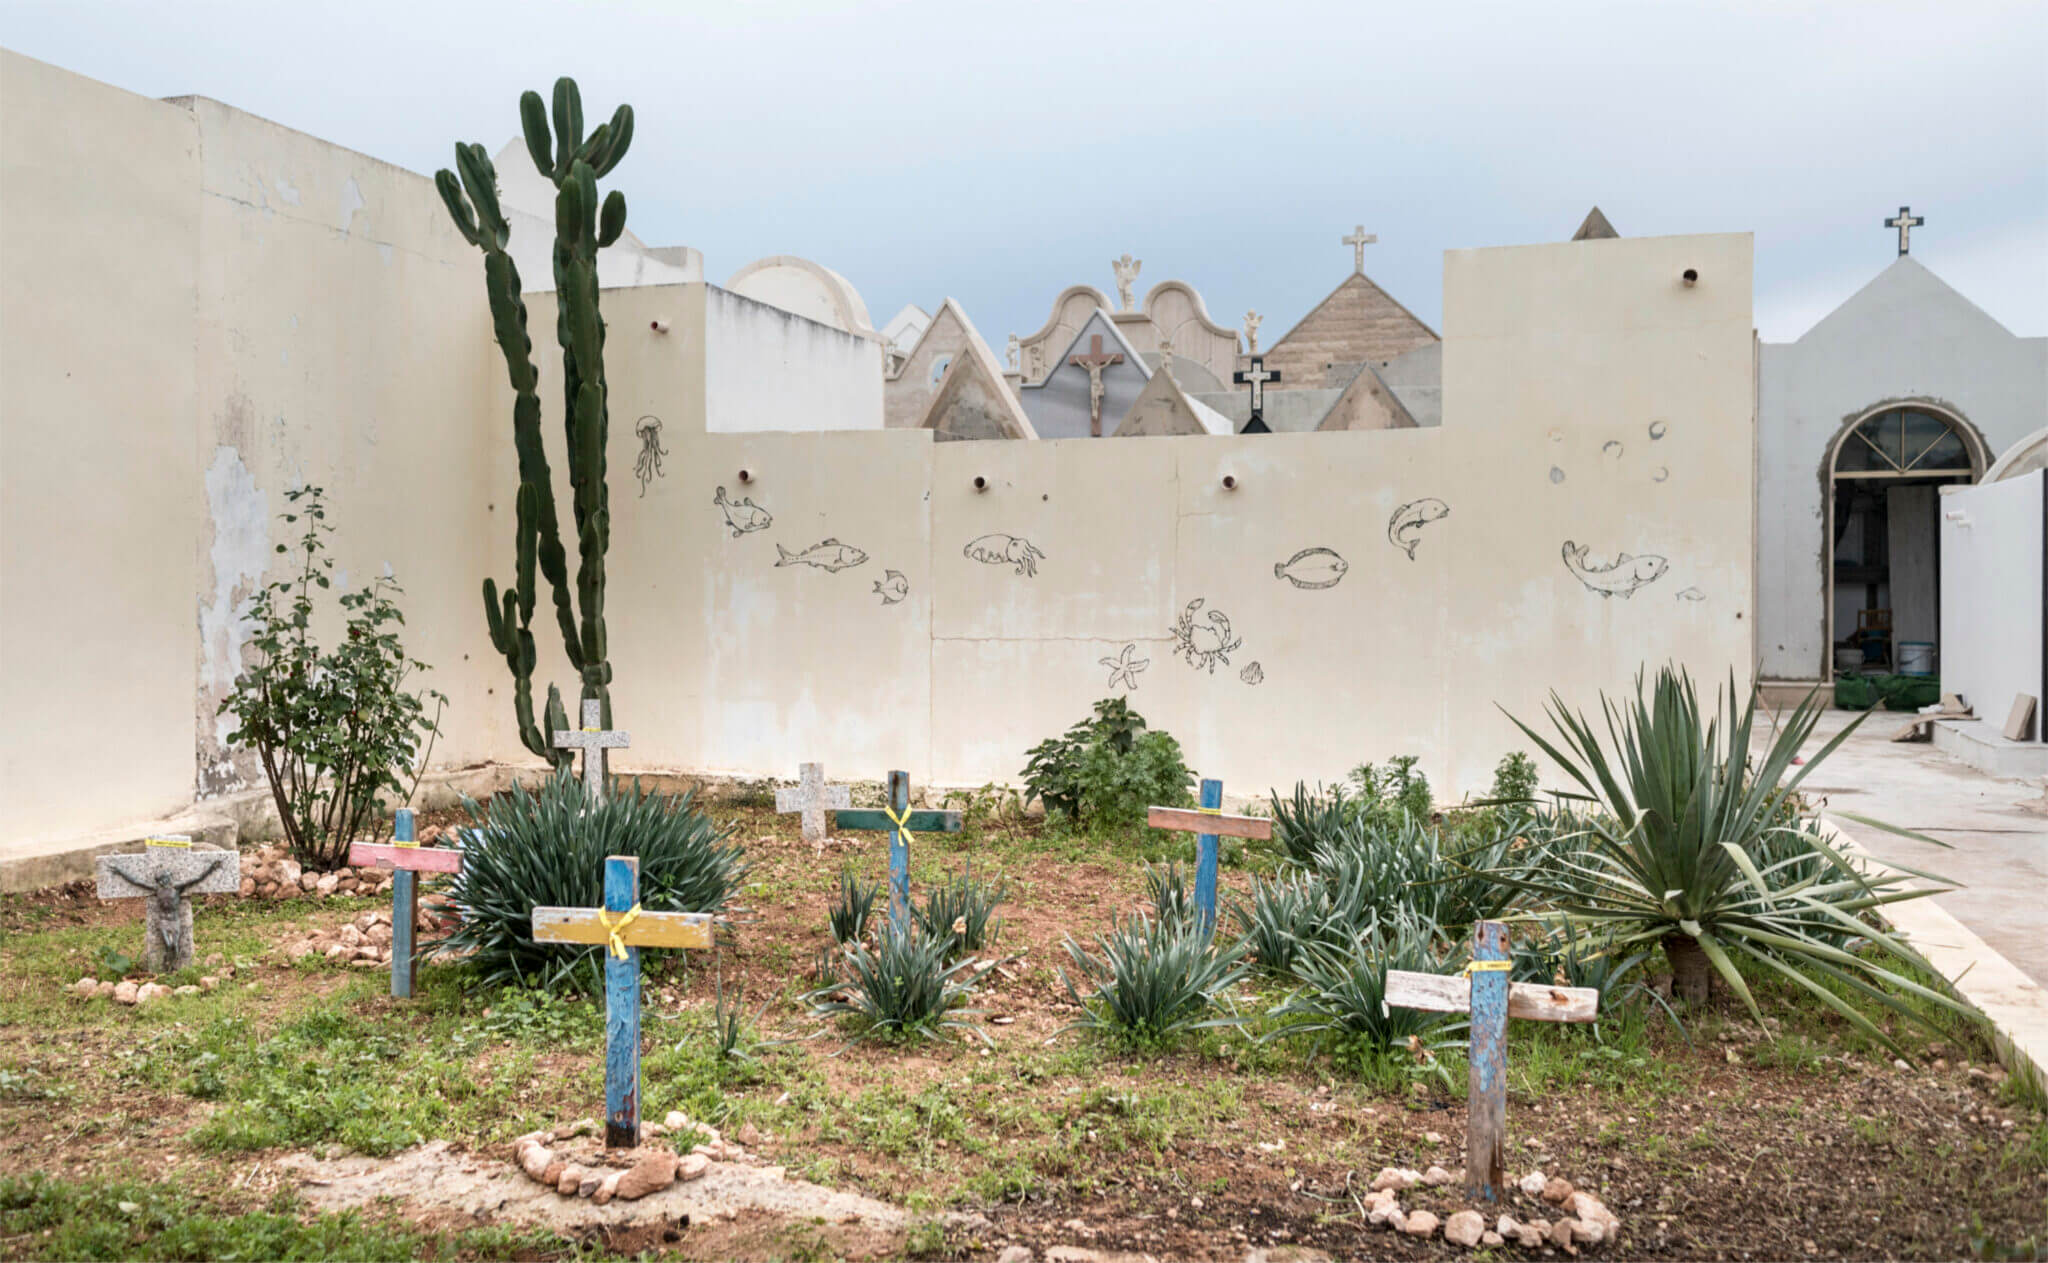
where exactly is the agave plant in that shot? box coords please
[1230,870,1330,975]
[829,865,880,945]
[1143,861,1199,929]
[807,918,987,1045]
[1486,666,1962,1049]
[914,863,1007,957]
[1060,912,1249,1046]
[1263,912,1463,1081]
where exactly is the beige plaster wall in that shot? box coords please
[1,51,203,843]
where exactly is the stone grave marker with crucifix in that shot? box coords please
[1885,205,1925,256]
[1146,779,1271,931]
[554,699,629,802]
[348,807,464,998]
[1068,334,1126,437]
[532,855,714,1148]
[832,770,961,929]
[1233,355,1280,432]
[1386,920,1599,1199]
[95,839,241,973]
[775,762,851,845]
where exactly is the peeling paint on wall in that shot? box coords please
[338,176,365,234]
[196,445,269,793]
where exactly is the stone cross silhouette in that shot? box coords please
[775,762,851,845]
[1344,224,1377,272]
[96,844,241,972]
[553,699,629,803]
[1111,253,1142,310]
[1885,205,1925,256]
[1068,334,1126,437]
[1233,355,1281,425]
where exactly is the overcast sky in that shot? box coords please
[7,0,2044,347]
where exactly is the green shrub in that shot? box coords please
[1489,751,1540,806]
[1060,913,1248,1047]
[808,919,986,1045]
[433,772,745,990]
[829,866,881,945]
[1021,698,1194,829]
[914,863,1006,957]
[1263,913,1462,1080]
[1348,755,1433,824]
[219,485,445,871]
[1143,861,1198,929]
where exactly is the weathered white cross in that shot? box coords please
[1068,334,1126,437]
[1343,224,1377,272]
[553,699,629,803]
[1386,921,1600,1201]
[775,762,851,845]
[95,842,242,972]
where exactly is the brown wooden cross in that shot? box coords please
[1068,334,1125,437]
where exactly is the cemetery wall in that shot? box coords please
[1,50,205,842]
[1939,472,2044,732]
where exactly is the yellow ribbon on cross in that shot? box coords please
[882,803,916,846]
[1196,806,1222,815]
[1463,959,1512,976]
[597,903,642,960]
[145,836,192,848]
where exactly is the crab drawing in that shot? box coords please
[1169,598,1243,674]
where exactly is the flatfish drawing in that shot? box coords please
[873,569,908,605]
[712,486,771,537]
[963,533,1046,578]
[1676,586,1705,602]
[1273,547,1348,590]
[1387,498,1450,560]
[775,538,868,572]
[1239,661,1264,686]
[1562,541,1668,598]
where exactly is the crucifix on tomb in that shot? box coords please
[1344,224,1377,273]
[1385,920,1600,1201]
[95,841,242,972]
[1885,205,1925,256]
[776,762,851,845]
[1233,355,1281,431]
[831,770,962,929]
[1068,334,1126,437]
[349,807,464,998]
[1146,779,1272,932]
[553,699,629,803]
[532,855,714,1148]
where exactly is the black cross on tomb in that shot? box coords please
[1233,355,1280,433]
[1885,206,1925,257]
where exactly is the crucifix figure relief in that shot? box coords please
[96,847,241,973]
[1111,253,1141,310]
[553,698,629,803]
[1156,332,1177,385]
[1243,310,1262,355]
[1068,334,1126,437]
[1885,205,1925,256]
[1233,354,1281,427]
[1343,224,1377,273]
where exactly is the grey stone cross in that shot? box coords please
[775,762,851,844]
[1343,224,1377,272]
[96,844,241,972]
[553,699,629,803]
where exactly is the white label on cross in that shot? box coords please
[775,761,851,843]
[552,699,629,802]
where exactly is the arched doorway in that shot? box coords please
[1826,404,1986,678]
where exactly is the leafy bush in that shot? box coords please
[1489,751,1540,806]
[914,864,1007,957]
[808,918,987,1045]
[1263,913,1463,1080]
[219,485,445,871]
[830,866,880,945]
[1486,666,1965,1050]
[1021,698,1194,829]
[434,772,746,990]
[1143,861,1199,929]
[1060,913,1248,1047]
[1348,755,1433,824]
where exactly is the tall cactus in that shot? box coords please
[436,79,632,770]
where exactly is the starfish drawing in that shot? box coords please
[1100,643,1149,691]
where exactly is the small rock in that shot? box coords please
[1549,1218,1579,1251]
[615,1149,679,1200]
[664,1110,688,1130]
[135,983,170,1003]
[1425,1130,1446,1144]
[278,859,302,887]
[1370,1166,1422,1192]
[173,984,200,996]
[556,1164,588,1195]
[1422,1164,1456,1187]
[71,977,99,998]
[299,871,319,892]
[541,1159,567,1187]
[1513,1223,1546,1249]
[238,876,256,898]
[316,873,341,897]
[593,1170,622,1206]
[1519,1171,1548,1197]
[577,1171,603,1198]
[1043,1250,1104,1263]
[1481,1231,1503,1246]
[996,1248,1033,1263]
[199,975,219,990]
[1542,1176,1575,1205]
[563,1117,598,1138]
[324,943,351,960]
[348,958,381,970]
[1523,1137,1543,1150]
[519,1145,554,1181]
[1570,1217,1605,1246]
[1401,1210,1439,1238]
[1444,1210,1485,1247]
[94,981,116,998]
[737,1121,764,1147]
[679,1153,710,1181]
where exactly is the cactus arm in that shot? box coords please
[588,106,633,177]
[435,171,481,246]
[599,191,627,249]
[551,78,583,175]
[520,90,555,181]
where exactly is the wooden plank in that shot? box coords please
[1465,921,1510,1201]
[1146,806,1273,840]
[390,809,418,999]
[531,907,715,950]
[2004,694,2038,742]
[832,809,963,834]
[349,841,465,873]
[1193,778,1222,932]
[1385,971,1601,1024]
[603,856,641,1150]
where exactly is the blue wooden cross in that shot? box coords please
[1386,920,1600,1199]
[531,856,713,1148]
[1145,779,1271,931]
[348,808,464,999]
[831,771,962,930]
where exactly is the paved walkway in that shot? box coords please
[1761,707,2048,987]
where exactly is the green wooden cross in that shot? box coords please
[832,770,961,929]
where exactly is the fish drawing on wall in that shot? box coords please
[1387,498,1450,560]
[1562,541,1669,598]
[1676,586,1705,602]
[775,538,869,572]
[963,533,1046,578]
[873,569,908,605]
[1273,547,1348,590]
[1100,643,1149,691]
[713,486,772,537]
[1239,661,1264,686]
[1170,598,1243,674]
